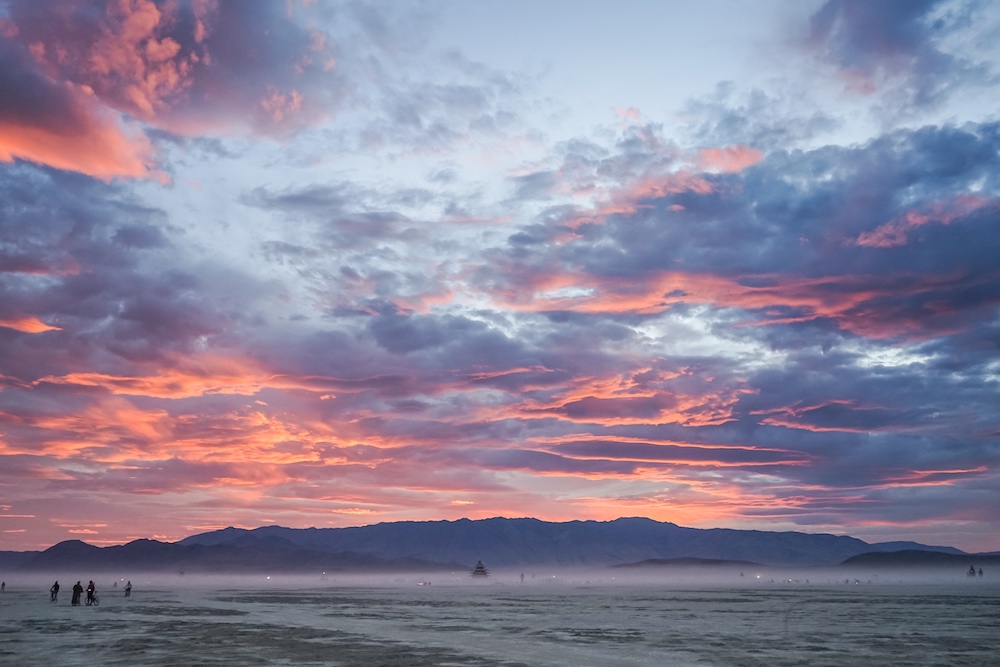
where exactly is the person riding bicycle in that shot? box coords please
[124,580,132,598]
[50,581,59,602]
[86,580,96,605]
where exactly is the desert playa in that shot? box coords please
[2,576,998,666]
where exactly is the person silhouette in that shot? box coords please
[86,580,96,606]
[125,581,132,598]
[50,581,60,602]
[71,581,83,605]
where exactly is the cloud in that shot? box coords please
[805,0,992,109]
[550,438,812,467]
[0,317,62,334]
[484,120,1000,342]
[0,0,542,188]
[1,2,998,553]
[679,83,841,150]
[0,0,347,179]
[6,0,343,135]
[856,194,995,247]
[0,40,162,181]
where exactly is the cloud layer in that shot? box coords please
[1,0,999,552]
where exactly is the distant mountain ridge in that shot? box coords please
[10,536,464,573]
[4,517,972,573]
[178,517,964,567]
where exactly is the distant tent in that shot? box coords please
[471,560,489,577]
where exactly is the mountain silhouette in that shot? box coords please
[5,517,974,573]
[175,517,964,568]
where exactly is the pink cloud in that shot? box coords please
[696,145,763,173]
[260,87,303,124]
[494,265,991,341]
[538,141,760,240]
[857,195,995,247]
[1,0,341,179]
[879,467,989,488]
[556,171,716,235]
[0,43,165,181]
[83,0,193,118]
[615,106,642,125]
[16,0,206,126]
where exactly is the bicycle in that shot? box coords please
[85,594,100,606]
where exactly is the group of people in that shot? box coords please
[49,579,131,604]
[66,581,95,606]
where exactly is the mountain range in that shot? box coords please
[1,517,983,573]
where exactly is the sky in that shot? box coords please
[1,0,999,554]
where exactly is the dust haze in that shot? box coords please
[2,565,995,666]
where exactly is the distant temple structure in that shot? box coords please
[471,560,489,577]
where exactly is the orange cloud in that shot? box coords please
[879,467,989,488]
[22,397,173,459]
[35,353,350,399]
[567,478,799,526]
[0,317,61,333]
[454,367,753,431]
[0,88,164,182]
[496,267,970,339]
[544,435,809,468]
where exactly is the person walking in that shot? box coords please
[71,581,83,605]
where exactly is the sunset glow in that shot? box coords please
[1,0,999,554]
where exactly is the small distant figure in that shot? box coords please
[978,568,984,577]
[71,581,83,606]
[125,581,132,598]
[50,581,59,602]
[968,565,977,577]
[86,580,96,606]
[520,572,524,584]
[113,581,117,588]
[1,581,4,592]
